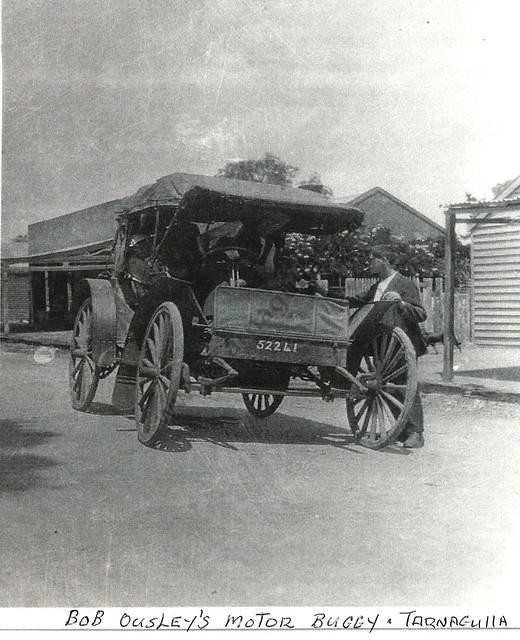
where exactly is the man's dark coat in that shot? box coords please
[348,272,427,356]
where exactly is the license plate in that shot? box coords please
[256,339,298,353]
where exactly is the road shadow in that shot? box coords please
[135,406,365,454]
[455,366,520,381]
[87,401,131,416]
[0,419,61,492]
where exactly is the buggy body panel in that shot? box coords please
[208,286,349,366]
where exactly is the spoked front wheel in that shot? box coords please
[242,393,284,418]
[346,327,417,449]
[135,302,184,445]
[69,297,99,411]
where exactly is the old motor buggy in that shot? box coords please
[69,173,418,449]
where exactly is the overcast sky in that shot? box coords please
[2,0,519,240]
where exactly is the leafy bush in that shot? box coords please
[285,224,471,287]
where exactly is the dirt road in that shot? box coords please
[1,343,519,606]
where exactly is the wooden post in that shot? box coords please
[44,270,50,313]
[443,209,456,381]
[1,261,10,335]
[64,263,72,312]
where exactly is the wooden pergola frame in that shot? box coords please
[443,204,520,381]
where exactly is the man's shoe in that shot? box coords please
[402,432,424,448]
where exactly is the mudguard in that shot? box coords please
[79,278,118,367]
[112,276,196,411]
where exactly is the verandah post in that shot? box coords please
[443,208,456,381]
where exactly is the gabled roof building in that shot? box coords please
[336,187,444,239]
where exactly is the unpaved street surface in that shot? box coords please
[1,343,519,606]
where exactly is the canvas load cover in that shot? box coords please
[212,286,350,342]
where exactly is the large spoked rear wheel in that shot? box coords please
[242,393,284,418]
[135,302,184,445]
[69,297,99,411]
[346,327,417,449]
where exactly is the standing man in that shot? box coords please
[347,244,427,448]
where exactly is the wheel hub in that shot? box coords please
[139,365,160,379]
[365,378,381,394]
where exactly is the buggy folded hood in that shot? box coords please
[124,173,364,234]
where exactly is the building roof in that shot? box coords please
[449,195,520,232]
[335,186,445,235]
[493,174,520,201]
[453,173,520,231]
[1,239,29,261]
[1,239,30,270]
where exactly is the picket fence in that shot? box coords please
[342,277,472,343]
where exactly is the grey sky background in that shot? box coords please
[2,0,519,240]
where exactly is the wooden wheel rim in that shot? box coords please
[135,302,184,444]
[242,392,284,418]
[346,327,417,449]
[69,298,99,411]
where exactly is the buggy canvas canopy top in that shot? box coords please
[122,173,364,234]
[26,172,364,262]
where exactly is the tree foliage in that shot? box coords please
[216,153,333,197]
[285,225,471,287]
[217,152,299,186]
[217,154,470,287]
[298,172,334,198]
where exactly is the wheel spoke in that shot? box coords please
[369,405,378,441]
[144,386,160,430]
[159,318,171,364]
[158,373,170,389]
[381,346,405,378]
[355,398,370,422]
[69,299,99,411]
[375,333,388,372]
[138,381,154,409]
[374,397,388,437]
[382,364,408,383]
[382,383,407,392]
[156,380,168,412]
[359,400,373,437]
[372,337,380,365]
[73,362,84,392]
[152,320,161,357]
[379,333,398,372]
[378,394,397,430]
[381,389,404,412]
[143,382,159,425]
[79,362,91,400]
[161,333,172,367]
[160,361,174,373]
[146,337,158,364]
[364,355,376,373]
[373,397,383,438]
[72,358,82,378]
